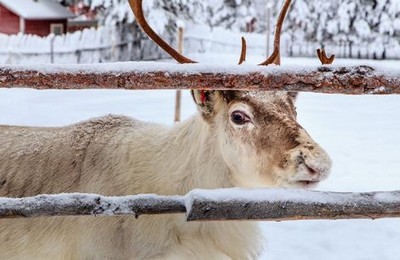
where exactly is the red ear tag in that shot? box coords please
[200,90,206,103]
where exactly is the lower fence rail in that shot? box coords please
[1,188,399,221]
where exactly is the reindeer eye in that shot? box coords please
[230,111,250,125]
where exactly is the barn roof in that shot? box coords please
[0,0,75,20]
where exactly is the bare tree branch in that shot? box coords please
[0,63,399,94]
[0,189,399,221]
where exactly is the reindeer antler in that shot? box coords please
[238,37,247,65]
[317,49,335,65]
[129,0,249,66]
[128,0,196,64]
[259,0,292,66]
[130,0,293,67]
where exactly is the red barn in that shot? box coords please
[0,0,75,37]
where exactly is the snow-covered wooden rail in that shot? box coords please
[0,62,399,94]
[1,189,399,221]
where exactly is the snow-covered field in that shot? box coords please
[0,56,399,259]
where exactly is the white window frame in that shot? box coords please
[50,23,64,35]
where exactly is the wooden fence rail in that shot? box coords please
[1,189,399,221]
[1,62,399,94]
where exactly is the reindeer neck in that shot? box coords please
[160,115,234,194]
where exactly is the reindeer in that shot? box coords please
[0,0,331,259]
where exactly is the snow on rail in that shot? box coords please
[0,188,399,221]
[0,62,399,94]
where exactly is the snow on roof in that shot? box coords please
[0,0,75,20]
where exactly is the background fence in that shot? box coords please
[1,25,399,65]
[184,27,400,60]
[0,24,170,65]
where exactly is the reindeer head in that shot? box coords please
[193,90,331,188]
[129,0,332,188]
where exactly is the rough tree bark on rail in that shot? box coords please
[0,62,399,94]
[0,189,399,221]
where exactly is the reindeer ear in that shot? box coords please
[191,90,217,117]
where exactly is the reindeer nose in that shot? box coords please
[297,153,323,176]
[304,163,319,175]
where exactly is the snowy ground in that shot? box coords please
[0,56,399,259]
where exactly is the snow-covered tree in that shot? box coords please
[282,0,399,58]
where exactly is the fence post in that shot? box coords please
[174,23,184,123]
[50,34,55,64]
[76,50,82,64]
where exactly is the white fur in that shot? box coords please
[0,115,266,259]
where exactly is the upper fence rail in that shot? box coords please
[0,62,399,94]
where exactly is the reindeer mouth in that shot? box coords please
[283,177,321,188]
[294,180,321,188]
